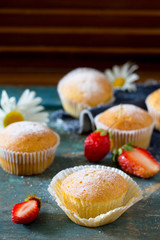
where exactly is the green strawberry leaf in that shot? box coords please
[95,128,104,133]
[25,194,41,209]
[118,148,123,155]
[112,149,119,165]
[95,128,108,137]
[112,142,134,164]
[100,130,107,136]
[122,142,134,152]
[108,132,113,139]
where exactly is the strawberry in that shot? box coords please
[11,194,41,224]
[84,129,111,162]
[112,142,160,178]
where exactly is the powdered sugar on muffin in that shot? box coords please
[0,121,58,152]
[0,121,50,137]
[61,68,109,100]
[61,168,128,201]
[58,68,113,108]
[98,104,153,130]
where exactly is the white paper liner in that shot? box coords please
[145,97,160,131]
[57,80,115,118]
[94,113,155,150]
[48,165,142,227]
[0,132,60,175]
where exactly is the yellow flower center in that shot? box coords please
[3,111,24,127]
[113,77,125,87]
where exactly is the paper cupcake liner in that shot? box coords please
[48,165,142,227]
[0,132,60,175]
[145,98,160,131]
[62,190,127,219]
[58,82,115,118]
[94,114,155,150]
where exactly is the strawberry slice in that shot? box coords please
[112,142,160,178]
[84,129,111,162]
[12,195,41,224]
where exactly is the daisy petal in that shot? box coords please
[26,97,42,107]
[0,109,5,118]
[17,89,30,105]
[128,64,139,75]
[27,91,36,102]
[27,105,44,113]
[0,89,49,128]
[9,97,17,110]
[26,112,49,123]
[113,65,121,78]
[127,74,139,83]
[104,69,115,81]
[1,90,9,110]
[105,62,139,92]
[121,63,130,77]
[17,89,37,105]
[19,106,45,116]
[1,91,16,113]
[18,97,42,110]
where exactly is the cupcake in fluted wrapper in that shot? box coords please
[58,68,114,118]
[94,104,154,150]
[0,121,60,175]
[145,89,160,131]
[48,165,142,227]
[60,168,128,219]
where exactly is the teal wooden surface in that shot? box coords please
[0,86,62,110]
[0,86,160,240]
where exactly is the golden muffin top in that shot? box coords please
[146,89,160,111]
[61,168,128,202]
[98,104,153,131]
[58,68,113,107]
[0,121,59,152]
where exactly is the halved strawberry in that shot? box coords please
[11,194,41,224]
[112,142,160,178]
[84,129,111,163]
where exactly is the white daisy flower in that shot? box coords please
[104,62,139,91]
[0,89,49,129]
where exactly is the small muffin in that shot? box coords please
[145,89,160,131]
[60,168,128,219]
[95,104,154,150]
[0,121,60,175]
[48,165,142,227]
[58,68,114,118]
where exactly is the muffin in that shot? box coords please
[48,165,142,227]
[0,121,60,175]
[145,89,160,131]
[58,68,114,118]
[61,168,128,219]
[95,104,154,150]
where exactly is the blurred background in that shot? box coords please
[0,0,160,85]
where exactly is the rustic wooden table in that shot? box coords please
[0,86,160,240]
